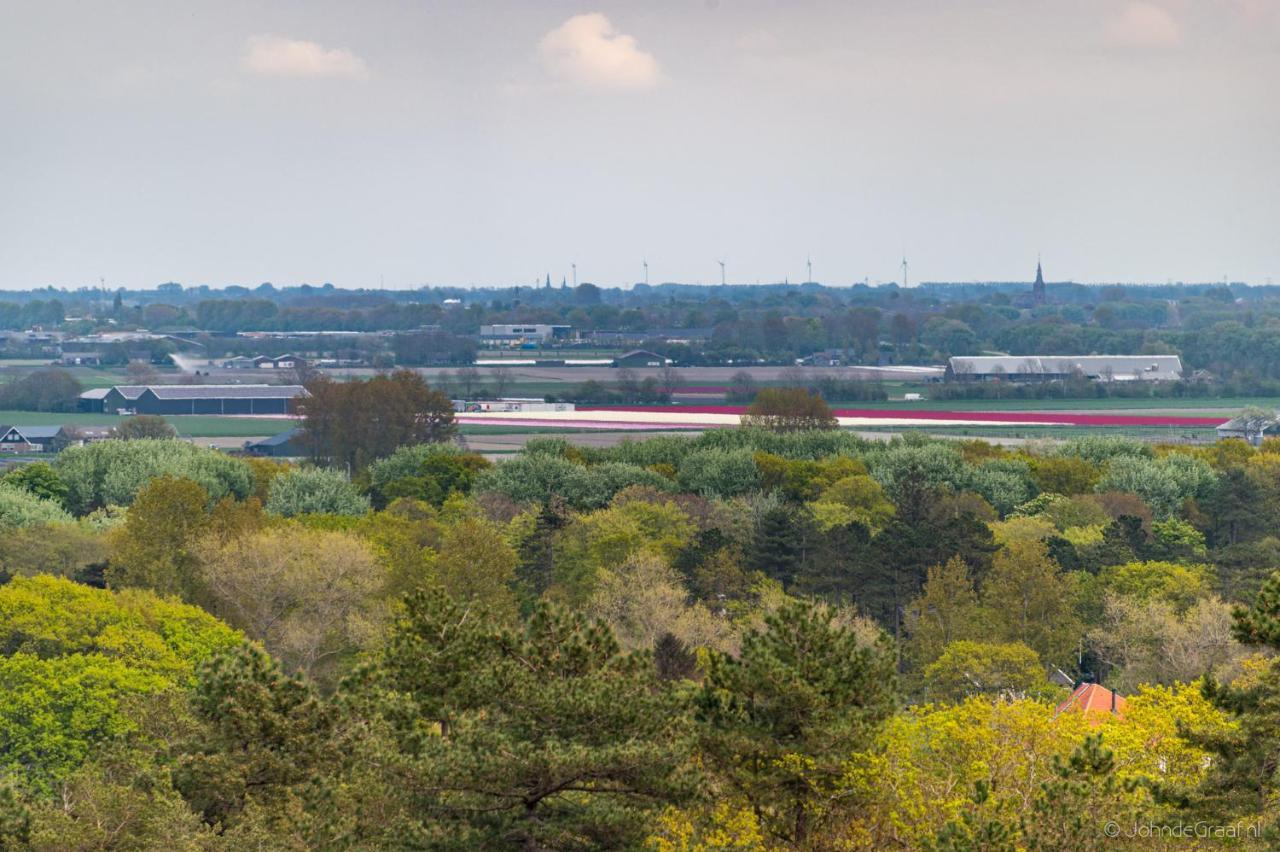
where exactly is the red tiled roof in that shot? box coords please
[1055,683,1127,719]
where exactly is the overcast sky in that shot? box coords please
[2,1,1277,290]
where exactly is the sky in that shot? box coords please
[2,0,1278,290]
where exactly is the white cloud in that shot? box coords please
[539,14,661,91]
[240,35,369,80]
[1104,2,1183,49]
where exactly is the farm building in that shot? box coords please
[245,428,306,457]
[80,384,307,415]
[1217,410,1280,445]
[79,385,148,413]
[946,355,1183,383]
[612,350,667,368]
[219,354,306,370]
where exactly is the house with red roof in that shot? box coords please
[1054,683,1127,722]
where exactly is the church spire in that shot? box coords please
[1032,257,1046,304]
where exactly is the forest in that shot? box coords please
[1,382,1280,847]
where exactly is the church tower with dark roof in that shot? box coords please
[1032,259,1046,305]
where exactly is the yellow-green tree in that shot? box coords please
[196,525,387,687]
[905,556,983,668]
[923,640,1052,702]
[430,515,519,622]
[983,538,1082,666]
[105,475,209,599]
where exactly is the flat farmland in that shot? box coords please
[0,410,292,438]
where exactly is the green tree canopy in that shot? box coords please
[266,467,370,518]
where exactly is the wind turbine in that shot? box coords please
[718,260,726,286]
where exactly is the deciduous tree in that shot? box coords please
[298,371,456,472]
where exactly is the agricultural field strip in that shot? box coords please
[455,404,1226,430]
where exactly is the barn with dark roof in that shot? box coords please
[80,384,307,415]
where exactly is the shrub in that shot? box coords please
[677,449,762,499]
[55,440,253,514]
[365,443,490,508]
[0,483,73,529]
[266,467,370,518]
[475,456,669,509]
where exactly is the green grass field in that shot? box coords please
[0,410,292,438]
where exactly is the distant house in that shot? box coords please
[612,350,667,368]
[0,426,42,453]
[244,428,306,458]
[54,425,114,450]
[947,355,1183,383]
[79,384,307,415]
[13,426,62,452]
[1054,683,1127,722]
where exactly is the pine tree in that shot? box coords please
[654,631,697,681]
[0,784,31,850]
[516,496,568,606]
[175,644,336,829]
[748,504,812,586]
[695,600,896,846]
[375,592,694,849]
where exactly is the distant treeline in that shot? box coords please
[13,280,1280,383]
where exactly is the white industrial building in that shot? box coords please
[478,324,572,346]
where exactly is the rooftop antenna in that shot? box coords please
[806,255,812,284]
[718,260,726,286]
[572,263,577,288]
[643,259,648,285]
